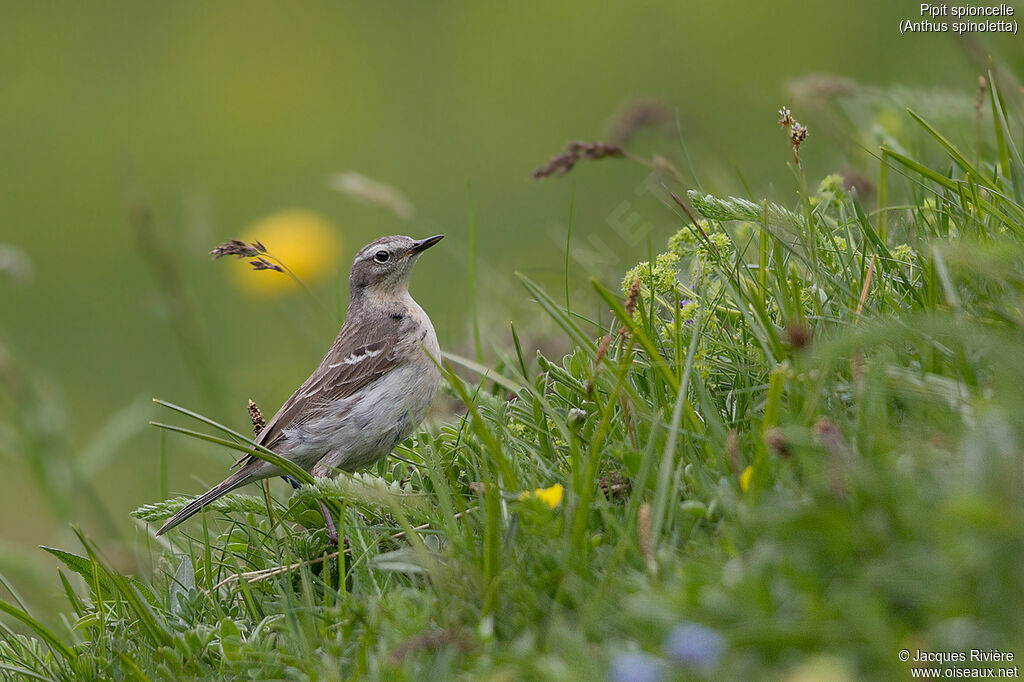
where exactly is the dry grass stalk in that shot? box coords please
[670,192,721,257]
[328,171,415,220]
[856,255,876,318]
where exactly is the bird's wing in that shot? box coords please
[249,314,406,456]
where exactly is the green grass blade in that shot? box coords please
[0,600,75,663]
[517,272,597,351]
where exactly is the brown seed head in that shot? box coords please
[778,106,794,128]
[594,333,612,370]
[250,257,284,273]
[790,122,808,148]
[624,276,641,317]
[607,97,674,145]
[785,321,811,351]
[764,427,791,457]
[248,399,266,435]
[530,141,625,180]
[211,239,263,259]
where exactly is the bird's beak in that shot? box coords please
[407,234,444,256]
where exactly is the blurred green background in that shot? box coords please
[0,1,1017,564]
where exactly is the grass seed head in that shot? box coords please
[250,257,285,273]
[248,399,266,435]
[530,141,625,179]
[210,239,264,259]
[778,106,794,128]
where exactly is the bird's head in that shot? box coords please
[348,234,444,300]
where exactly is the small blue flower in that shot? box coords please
[663,622,725,671]
[607,652,663,682]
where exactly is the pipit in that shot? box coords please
[157,234,444,538]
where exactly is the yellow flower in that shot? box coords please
[519,483,564,509]
[231,210,341,296]
[739,466,754,493]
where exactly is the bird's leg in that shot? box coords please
[318,501,339,546]
[283,475,339,546]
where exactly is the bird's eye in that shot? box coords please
[373,250,390,263]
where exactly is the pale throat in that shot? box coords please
[360,281,416,309]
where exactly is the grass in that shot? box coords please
[2,74,1024,680]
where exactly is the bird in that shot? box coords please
[156,234,444,537]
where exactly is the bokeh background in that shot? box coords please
[0,1,1018,585]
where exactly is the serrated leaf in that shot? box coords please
[40,546,103,587]
[132,493,275,523]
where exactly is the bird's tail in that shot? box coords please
[156,469,256,536]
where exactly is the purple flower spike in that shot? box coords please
[607,652,664,682]
[663,623,725,671]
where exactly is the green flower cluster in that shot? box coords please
[622,250,682,299]
[890,243,917,263]
[667,221,705,256]
[814,174,848,210]
[696,232,732,259]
